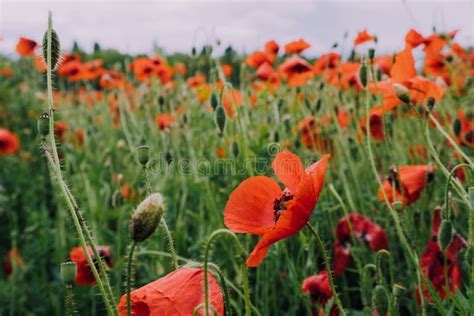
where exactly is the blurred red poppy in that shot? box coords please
[302,271,336,316]
[284,39,310,55]
[16,37,37,57]
[4,248,23,276]
[419,208,467,301]
[225,151,329,266]
[279,55,313,87]
[354,30,376,46]
[69,246,111,286]
[378,165,434,206]
[333,212,388,276]
[156,113,176,130]
[117,267,224,315]
[0,128,20,155]
[265,40,279,55]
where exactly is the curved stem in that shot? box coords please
[204,229,251,316]
[126,241,137,316]
[305,223,345,315]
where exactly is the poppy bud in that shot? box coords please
[426,97,435,112]
[137,145,150,167]
[393,83,410,104]
[165,151,173,165]
[453,119,462,136]
[316,98,322,112]
[210,92,219,110]
[130,193,164,242]
[60,262,77,286]
[438,220,453,251]
[38,112,50,138]
[393,201,403,212]
[232,141,239,157]
[359,61,368,87]
[215,105,226,134]
[191,47,196,56]
[372,285,389,316]
[368,48,375,60]
[464,77,473,90]
[158,95,165,107]
[42,28,61,70]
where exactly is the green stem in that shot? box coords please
[443,163,472,219]
[160,218,178,269]
[126,241,137,316]
[204,229,251,316]
[305,223,345,316]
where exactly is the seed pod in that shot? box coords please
[42,28,61,70]
[368,48,375,60]
[210,92,219,110]
[165,151,173,165]
[232,141,239,157]
[426,97,435,112]
[453,119,461,136]
[158,95,165,107]
[359,61,368,87]
[130,193,164,242]
[215,105,226,134]
[60,262,77,286]
[38,112,50,138]
[372,285,389,316]
[393,83,410,104]
[137,145,150,166]
[438,220,453,251]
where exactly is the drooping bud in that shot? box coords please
[38,112,50,138]
[359,60,368,87]
[215,105,226,134]
[42,27,61,70]
[438,219,453,251]
[426,97,435,112]
[130,193,164,242]
[393,83,410,104]
[137,145,150,167]
[232,141,239,157]
[372,285,389,316]
[60,262,77,286]
[210,92,219,110]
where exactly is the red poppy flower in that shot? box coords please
[313,52,340,75]
[298,117,332,152]
[359,105,385,141]
[156,114,176,130]
[0,67,13,77]
[4,248,23,276]
[225,151,329,267]
[455,110,474,148]
[419,208,467,301]
[265,40,279,55]
[279,55,313,87]
[333,212,388,276]
[54,121,68,142]
[284,39,311,55]
[354,30,376,46]
[99,71,125,89]
[220,64,233,77]
[405,29,426,48]
[16,37,37,57]
[245,51,274,68]
[0,128,20,155]
[187,75,206,88]
[69,246,111,286]
[75,128,85,147]
[256,62,279,82]
[377,165,434,207]
[117,267,224,316]
[302,271,336,316]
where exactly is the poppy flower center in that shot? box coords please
[0,140,6,149]
[273,191,294,222]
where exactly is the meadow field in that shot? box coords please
[0,11,473,316]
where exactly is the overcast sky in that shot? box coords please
[0,0,473,58]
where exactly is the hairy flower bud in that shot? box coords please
[130,193,164,242]
[393,83,410,104]
[37,112,50,138]
[210,92,219,111]
[215,105,226,135]
[372,285,389,316]
[60,262,77,286]
[137,145,150,167]
[359,61,368,87]
[42,28,61,70]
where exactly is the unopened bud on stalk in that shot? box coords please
[215,105,226,134]
[368,48,375,60]
[393,83,410,104]
[438,220,453,251]
[372,285,389,316]
[37,112,50,138]
[130,193,164,242]
[60,262,77,286]
[42,27,61,70]
[137,145,150,167]
[359,61,368,87]
[232,141,239,157]
[210,92,219,110]
[453,119,462,136]
[426,97,435,112]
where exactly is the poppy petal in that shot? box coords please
[272,150,306,192]
[224,176,281,235]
